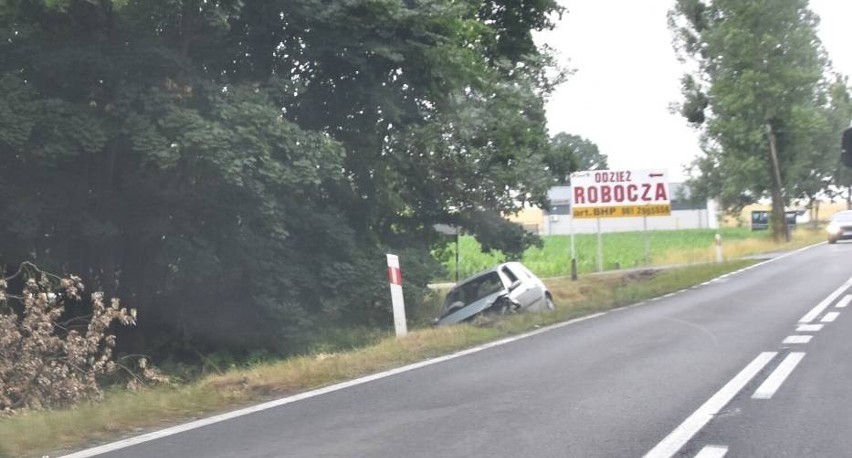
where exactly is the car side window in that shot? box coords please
[501,266,519,284]
[444,289,464,310]
[507,264,529,280]
[474,272,504,298]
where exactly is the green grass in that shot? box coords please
[2,260,757,458]
[441,227,824,280]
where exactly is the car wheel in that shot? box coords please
[545,294,556,311]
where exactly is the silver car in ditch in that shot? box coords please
[435,262,555,326]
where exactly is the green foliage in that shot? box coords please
[823,77,852,206]
[670,0,832,238]
[440,235,507,281]
[546,132,608,184]
[0,0,563,359]
[440,229,772,280]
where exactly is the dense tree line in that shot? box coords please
[0,0,567,357]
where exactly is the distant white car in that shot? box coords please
[435,262,554,326]
[827,210,852,244]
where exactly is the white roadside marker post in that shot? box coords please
[386,254,408,337]
[715,233,723,263]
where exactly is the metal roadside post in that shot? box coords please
[455,231,460,283]
[386,254,408,337]
[433,224,461,283]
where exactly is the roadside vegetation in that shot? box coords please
[439,226,826,281]
[0,0,576,369]
[1,259,756,458]
[0,0,845,455]
[670,0,851,241]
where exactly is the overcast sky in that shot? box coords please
[538,0,852,182]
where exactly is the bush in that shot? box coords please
[0,263,154,413]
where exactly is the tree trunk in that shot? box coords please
[766,122,788,241]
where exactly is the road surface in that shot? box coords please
[67,242,852,458]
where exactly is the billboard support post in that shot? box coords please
[643,215,650,265]
[596,217,603,272]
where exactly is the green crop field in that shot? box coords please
[438,227,821,281]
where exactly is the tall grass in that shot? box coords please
[441,227,823,280]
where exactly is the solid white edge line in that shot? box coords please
[782,335,812,344]
[643,352,777,458]
[694,445,729,458]
[799,276,852,323]
[752,352,805,400]
[837,295,852,309]
[796,324,823,332]
[758,241,823,265]
[62,242,823,458]
[821,312,840,323]
[60,312,607,458]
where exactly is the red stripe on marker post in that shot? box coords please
[388,266,402,286]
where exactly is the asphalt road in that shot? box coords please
[68,242,852,458]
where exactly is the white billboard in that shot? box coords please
[570,169,671,219]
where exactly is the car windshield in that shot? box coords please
[444,272,505,310]
[832,213,852,222]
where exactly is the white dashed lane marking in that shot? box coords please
[752,352,806,400]
[782,335,812,344]
[643,353,776,458]
[646,266,848,458]
[821,312,840,323]
[694,445,729,458]
[799,276,852,323]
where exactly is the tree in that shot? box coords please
[545,133,608,183]
[670,0,829,240]
[823,78,852,210]
[0,0,565,357]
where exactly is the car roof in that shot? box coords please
[453,262,528,287]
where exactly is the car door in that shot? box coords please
[515,263,548,310]
[502,264,542,310]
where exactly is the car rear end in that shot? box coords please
[827,211,852,244]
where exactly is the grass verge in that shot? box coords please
[2,259,757,457]
[441,226,825,280]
